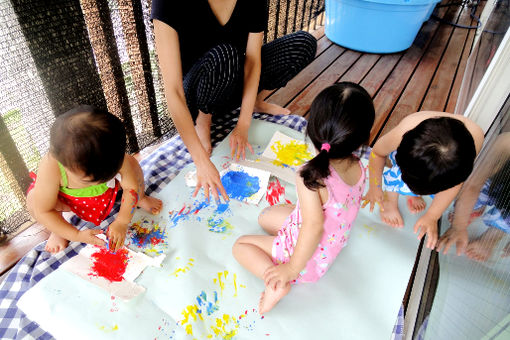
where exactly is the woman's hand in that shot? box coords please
[194,158,229,202]
[229,123,254,161]
[263,263,299,290]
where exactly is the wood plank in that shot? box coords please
[369,5,456,144]
[310,25,325,41]
[420,3,476,112]
[445,3,486,113]
[360,53,402,98]
[302,53,381,119]
[339,53,381,84]
[267,44,345,107]
[0,223,50,276]
[377,5,464,138]
[315,31,332,56]
[286,49,362,116]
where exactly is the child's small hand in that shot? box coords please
[107,220,129,251]
[436,227,468,255]
[263,263,299,290]
[414,215,439,249]
[77,229,105,247]
[362,186,385,212]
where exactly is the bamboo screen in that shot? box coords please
[0,0,324,239]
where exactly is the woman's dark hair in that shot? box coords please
[50,105,126,182]
[396,117,476,195]
[300,82,375,190]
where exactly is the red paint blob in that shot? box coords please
[89,247,129,282]
[266,179,287,206]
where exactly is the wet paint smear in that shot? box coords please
[171,258,195,277]
[128,218,167,255]
[89,247,129,282]
[179,272,255,339]
[270,140,313,168]
[207,216,234,234]
[98,324,119,333]
[221,170,260,201]
[169,200,210,227]
[265,178,292,206]
[197,290,219,316]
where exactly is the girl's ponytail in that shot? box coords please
[300,143,331,190]
[299,82,375,191]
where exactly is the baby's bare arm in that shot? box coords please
[107,154,143,250]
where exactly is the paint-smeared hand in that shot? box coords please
[361,186,385,212]
[194,158,229,202]
[229,124,253,161]
[77,229,105,247]
[107,220,129,251]
[414,214,439,249]
[263,263,299,290]
[436,227,468,255]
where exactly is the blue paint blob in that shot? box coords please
[221,170,260,201]
[215,202,230,214]
[196,290,219,316]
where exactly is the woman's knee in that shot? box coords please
[290,31,318,61]
[202,43,243,78]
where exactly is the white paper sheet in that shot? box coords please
[60,235,164,300]
[220,163,271,205]
[18,120,422,340]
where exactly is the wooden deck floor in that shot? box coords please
[267,0,483,145]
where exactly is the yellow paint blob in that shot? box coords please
[98,324,118,333]
[271,141,313,168]
[170,258,195,277]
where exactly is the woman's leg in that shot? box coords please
[256,31,317,115]
[183,44,243,153]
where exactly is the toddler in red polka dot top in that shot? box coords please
[27,105,162,254]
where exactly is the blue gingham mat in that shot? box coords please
[0,112,404,339]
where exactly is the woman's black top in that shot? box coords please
[151,0,268,74]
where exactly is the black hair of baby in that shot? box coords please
[50,105,127,183]
[301,82,375,190]
[396,117,476,196]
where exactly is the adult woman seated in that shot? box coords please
[152,0,317,201]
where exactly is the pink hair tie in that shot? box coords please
[321,143,331,152]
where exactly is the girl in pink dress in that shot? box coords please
[233,82,375,314]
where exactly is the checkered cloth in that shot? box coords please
[0,112,404,339]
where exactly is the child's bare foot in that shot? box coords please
[254,100,291,116]
[195,111,212,156]
[258,283,291,314]
[465,228,504,262]
[466,239,494,262]
[380,192,404,228]
[45,232,69,253]
[407,196,426,214]
[138,196,163,215]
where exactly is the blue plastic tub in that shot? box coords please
[325,0,441,53]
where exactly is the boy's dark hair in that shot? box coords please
[301,82,375,190]
[396,117,476,195]
[50,105,126,183]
